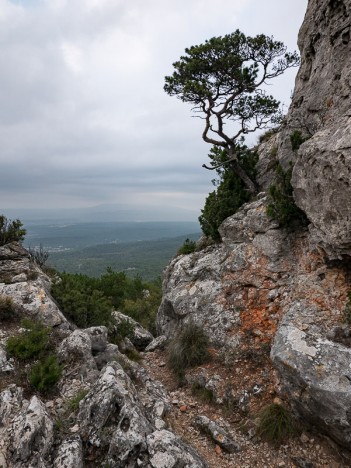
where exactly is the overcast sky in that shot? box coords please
[0,0,308,220]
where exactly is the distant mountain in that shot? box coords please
[1,203,199,224]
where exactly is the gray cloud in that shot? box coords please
[1,0,308,217]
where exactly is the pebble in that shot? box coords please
[215,444,222,455]
[300,433,309,443]
[159,362,166,367]
[70,424,79,433]
[179,405,187,412]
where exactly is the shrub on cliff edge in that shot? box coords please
[0,215,26,246]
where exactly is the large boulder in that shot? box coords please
[292,116,351,258]
[0,242,69,327]
[271,301,351,448]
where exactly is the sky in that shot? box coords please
[0,0,308,221]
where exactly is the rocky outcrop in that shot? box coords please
[157,195,350,446]
[112,310,153,350]
[0,242,69,328]
[289,0,351,133]
[292,116,351,258]
[271,301,351,449]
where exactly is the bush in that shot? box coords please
[109,318,135,345]
[51,273,113,328]
[258,403,297,444]
[199,145,258,240]
[29,355,62,392]
[28,244,49,267]
[51,270,161,332]
[6,319,50,360]
[290,130,308,152]
[167,322,211,380]
[266,163,309,228]
[66,389,89,413]
[0,215,26,246]
[177,238,197,255]
[0,295,18,321]
[191,382,215,404]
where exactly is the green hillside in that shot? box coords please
[48,233,200,280]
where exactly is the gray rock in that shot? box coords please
[58,330,99,396]
[193,415,241,453]
[271,301,351,448]
[83,326,108,353]
[292,116,351,258]
[112,310,153,350]
[54,436,83,468]
[0,242,69,328]
[0,344,14,372]
[78,362,152,463]
[94,342,120,370]
[147,429,208,468]
[11,396,54,465]
[145,335,168,352]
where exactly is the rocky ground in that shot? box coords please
[142,346,351,468]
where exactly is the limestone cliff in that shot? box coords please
[157,0,351,450]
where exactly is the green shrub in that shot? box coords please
[51,274,113,328]
[0,295,18,321]
[51,270,161,333]
[177,238,197,255]
[290,130,308,152]
[0,215,26,246]
[199,145,258,240]
[191,382,215,404]
[258,403,297,444]
[28,244,49,267]
[109,318,135,345]
[167,322,211,380]
[66,389,89,413]
[29,355,62,392]
[6,319,50,360]
[258,127,279,144]
[266,163,309,228]
[124,347,142,362]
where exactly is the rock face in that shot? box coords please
[0,242,69,327]
[271,301,351,448]
[289,0,351,133]
[157,196,351,446]
[288,0,351,259]
[292,115,351,258]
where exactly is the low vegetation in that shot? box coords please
[0,215,26,246]
[28,243,49,267]
[199,145,258,240]
[191,382,215,404]
[51,268,161,333]
[65,389,89,413]
[266,163,309,228]
[6,319,50,360]
[167,322,211,381]
[290,130,308,152]
[29,355,62,392]
[258,403,297,444]
[0,295,19,321]
[177,238,197,255]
